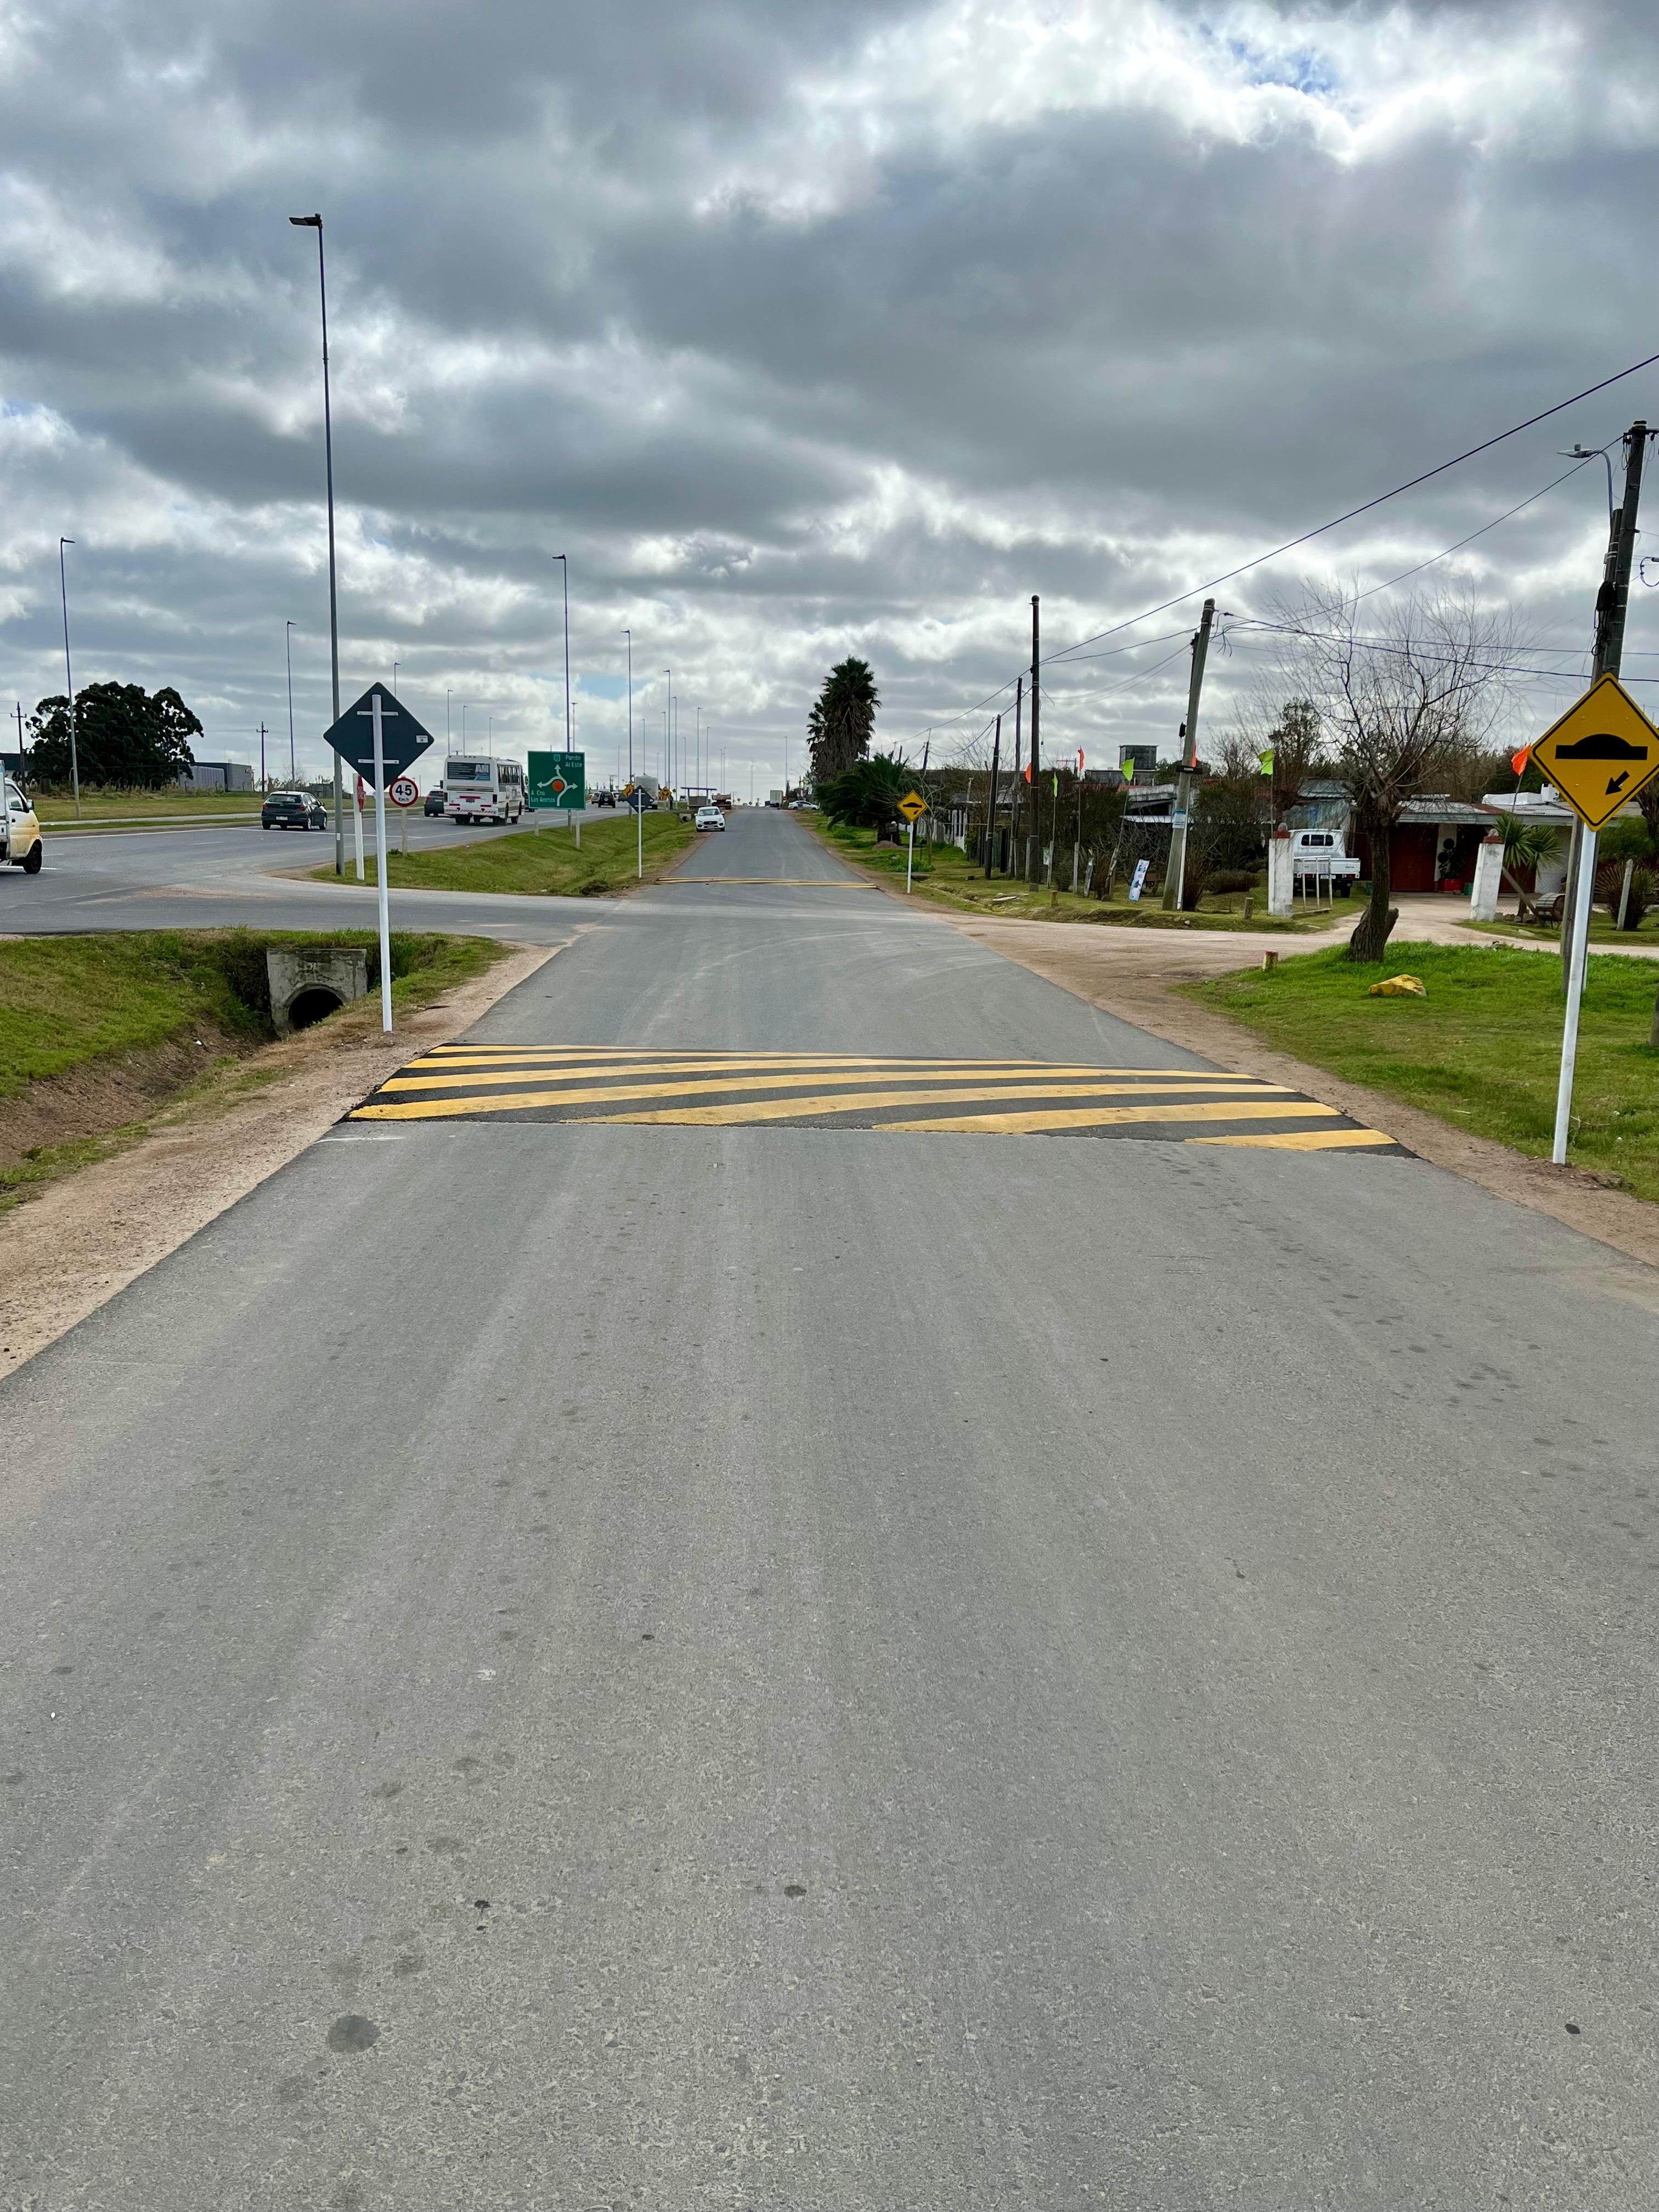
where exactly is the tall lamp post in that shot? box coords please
[284,619,297,782]
[58,537,80,817]
[553,554,571,754]
[663,668,672,796]
[288,212,343,875]
[625,628,641,878]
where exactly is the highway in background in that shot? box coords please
[5,806,1659,2206]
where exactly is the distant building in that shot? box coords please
[178,759,255,792]
[1084,766,1126,790]
[1119,744,1158,786]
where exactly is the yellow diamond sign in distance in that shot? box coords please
[897,790,928,822]
[1530,673,1659,832]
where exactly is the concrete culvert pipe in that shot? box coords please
[267,946,369,1037]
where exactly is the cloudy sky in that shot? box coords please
[1,0,1654,789]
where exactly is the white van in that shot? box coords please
[444,758,527,825]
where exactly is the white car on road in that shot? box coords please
[695,805,726,832]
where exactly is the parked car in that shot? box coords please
[695,805,726,832]
[1289,828,1359,894]
[262,790,329,831]
[2,777,42,872]
[424,787,447,816]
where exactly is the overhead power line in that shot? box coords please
[1043,351,1659,668]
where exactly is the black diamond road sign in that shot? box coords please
[321,685,435,787]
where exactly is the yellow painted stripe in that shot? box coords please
[876,1099,1344,1135]
[409,1048,1239,1076]
[382,1063,1288,1099]
[573,1087,1313,1128]
[1187,1127,1396,1151]
[352,1080,1289,1124]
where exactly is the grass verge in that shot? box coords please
[805,817,1331,930]
[309,810,695,896]
[1186,940,1659,1202]
[1,928,505,1207]
[32,789,270,825]
[1462,912,1659,947]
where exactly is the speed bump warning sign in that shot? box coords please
[1530,674,1659,831]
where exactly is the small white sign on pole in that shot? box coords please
[1128,857,1151,902]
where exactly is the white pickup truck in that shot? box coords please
[1289,828,1359,893]
[3,777,42,872]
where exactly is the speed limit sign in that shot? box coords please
[388,775,420,809]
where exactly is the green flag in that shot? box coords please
[1257,747,1274,777]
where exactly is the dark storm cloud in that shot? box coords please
[0,0,1652,775]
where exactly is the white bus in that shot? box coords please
[443,758,527,825]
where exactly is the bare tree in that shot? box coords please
[1219,693,1325,828]
[1266,583,1523,961]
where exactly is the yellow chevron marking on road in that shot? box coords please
[356,1077,1280,1122]
[407,1048,1240,1075]
[879,1099,1344,1135]
[1188,1127,1396,1151]
[381,1062,1284,1096]
[347,1046,1398,1149]
[573,1083,1289,1127]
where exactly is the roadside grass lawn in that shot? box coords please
[1463,911,1659,946]
[0,928,504,1206]
[808,817,1333,932]
[311,809,694,895]
[1187,940,1659,1202]
[32,788,267,825]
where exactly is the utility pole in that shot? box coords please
[16,700,25,782]
[1029,599,1040,881]
[1009,676,1024,852]
[258,720,267,789]
[1561,421,1647,978]
[285,620,297,781]
[1553,420,1650,1161]
[983,717,1001,877]
[1162,598,1216,911]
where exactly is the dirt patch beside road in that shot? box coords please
[947,913,1659,1279]
[0,941,560,1381]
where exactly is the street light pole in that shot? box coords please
[58,538,80,816]
[285,620,297,782]
[663,669,671,797]
[289,213,343,875]
[625,627,641,879]
[553,554,571,754]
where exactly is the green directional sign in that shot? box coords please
[528,750,585,811]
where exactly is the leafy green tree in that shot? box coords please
[817,752,910,830]
[808,658,879,784]
[28,683,201,789]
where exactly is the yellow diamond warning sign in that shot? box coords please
[896,790,928,822]
[1530,674,1659,831]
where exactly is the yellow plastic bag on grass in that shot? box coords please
[1368,974,1427,998]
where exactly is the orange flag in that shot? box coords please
[1511,745,1530,775]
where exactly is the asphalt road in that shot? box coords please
[6,808,1659,2207]
[2,800,626,943]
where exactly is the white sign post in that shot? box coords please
[358,691,393,1034]
[1551,826,1597,1164]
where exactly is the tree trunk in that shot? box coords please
[1347,825,1398,963]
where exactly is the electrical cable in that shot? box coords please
[1041,352,1659,667]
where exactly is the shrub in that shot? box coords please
[1595,860,1655,928]
[1205,869,1257,895]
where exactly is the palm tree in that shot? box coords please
[808,658,879,784]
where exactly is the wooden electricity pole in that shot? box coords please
[1029,598,1040,880]
[1561,422,1647,977]
[1161,599,1216,911]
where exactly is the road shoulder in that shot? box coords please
[0,941,560,1382]
[943,912,1659,1274]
